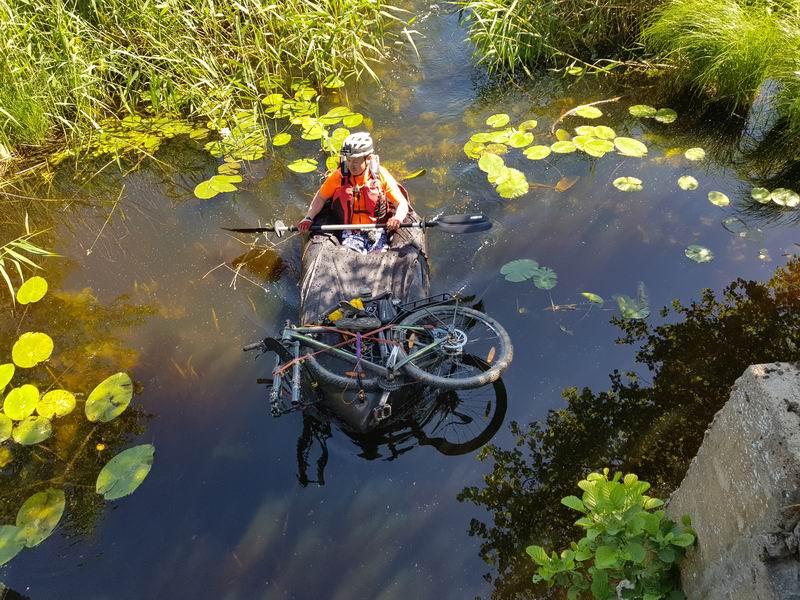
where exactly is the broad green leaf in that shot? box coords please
[487,165,509,185]
[771,188,799,207]
[217,161,240,175]
[500,259,539,282]
[561,495,585,512]
[261,93,284,106]
[722,216,748,235]
[16,276,48,305]
[287,158,318,173]
[12,332,53,369]
[0,526,25,566]
[685,245,714,263]
[594,125,616,140]
[293,87,317,101]
[629,104,657,117]
[555,128,571,141]
[574,126,597,136]
[672,532,695,547]
[684,147,705,161]
[37,390,76,418]
[654,108,678,123]
[323,74,345,88]
[463,140,485,159]
[626,541,646,564]
[3,384,39,420]
[508,131,534,148]
[678,175,699,191]
[574,105,602,119]
[0,363,13,392]
[496,168,529,199]
[85,372,133,423]
[658,547,676,563]
[584,139,614,157]
[751,187,771,204]
[531,267,557,290]
[325,155,339,170]
[193,180,219,200]
[572,135,594,151]
[487,128,513,144]
[211,174,242,185]
[708,191,730,207]
[581,292,604,304]
[341,113,363,128]
[526,544,548,565]
[591,569,611,597]
[0,414,11,442]
[524,145,551,160]
[486,113,510,128]
[16,488,64,547]
[518,119,538,131]
[485,143,508,155]
[551,141,576,154]
[194,176,238,200]
[470,132,491,143]
[613,177,643,192]
[96,444,155,500]
[594,545,619,569]
[272,132,291,146]
[12,416,52,445]
[614,137,648,157]
[478,153,504,175]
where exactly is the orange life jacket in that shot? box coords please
[331,157,387,225]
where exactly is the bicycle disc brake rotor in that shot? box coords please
[432,327,468,355]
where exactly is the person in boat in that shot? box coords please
[297,132,409,254]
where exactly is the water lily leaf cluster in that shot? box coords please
[685,245,714,263]
[613,282,650,320]
[478,153,529,198]
[628,104,678,123]
[751,187,800,208]
[500,258,558,289]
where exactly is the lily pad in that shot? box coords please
[531,267,557,290]
[341,113,363,128]
[654,108,678,123]
[614,287,650,319]
[708,191,730,207]
[16,488,65,547]
[678,175,699,191]
[594,126,616,140]
[3,384,39,420]
[12,332,53,369]
[555,129,571,141]
[478,153,505,175]
[37,390,76,419]
[272,132,291,146]
[721,216,748,235]
[193,177,237,200]
[614,137,648,157]
[0,413,11,442]
[500,259,539,282]
[470,132,492,143]
[771,188,799,207]
[85,372,133,423]
[287,158,318,173]
[685,245,714,263]
[487,129,513,144]
[0,525,25,566]
[496,168,529,199]
[613,177,643,192]
[486,113,510,128]
[584,139,614,157]
[572,135,594,151]
[485,143,509,155]
[96,444,155,501]
[518,120,538,131]
[574,105,603,119]
[463,140,486,159]
[325,155,339,170]
[509,131,534,148]
[217,161,240,175]
[551,141,577,154]
[684,147,705,161]
[0,363,13,392]
[574,126,597,136]
[524,145,551,160]
[751,187,771,204]
[16,277,48,305]
[12,416,52,445]
[582,292,604,304]
[629,105,657,118]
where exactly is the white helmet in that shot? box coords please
[341,132,374,158]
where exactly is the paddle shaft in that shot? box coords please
[226,222,429,234]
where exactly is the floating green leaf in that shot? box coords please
[581,292,604,305]
[294,87,317,101]
[485,143,508,155]
[743,228,764,243]
[593,126,616,140]
[217,161,240,175]
[678,175,699,191]
[470,132,491,143]
[341,113,363,128]
[524,145,551,160]
[654,108,678,123]
[614,137,648,157]
[613,177,643,192]
[402,169,426,180]
[0,363,13,393]
[16,276,48,305]
[531,267,557,290]
[509,131,534,148]
[555,129,571,141]
[463,141,485,159]
[584,139,614,157]
[486,113,510,128]
[487,129,513,144]
[0,526,25,566]
[272,132,291,146]
[96,444,155,501]
[12,332,53,369]
[572,135,594,151]
[500,259,539,282]
[194,176,238,200]
[614,283,650,320]
[287,158,318,173]
[629,105,657,118]
[325,155,339,170]
[496,168,529,199]
[685,245,714,263]
[85,372,133,423]
[16,488,64,547]
[551,141,576,154]
[478,152,504,175]
[574,105,602,119]
[708,191,730,207]
[721,216,748,235]
[518,119,538,131]
[751,187,771,204]
[37,390,76,419]
[12,416,52,445]
[574,126,597,137]
[3,384,39,420]
[771,188,799,207]
[684,147,705,161]
[0,414,11,442]
[261,93,284,106]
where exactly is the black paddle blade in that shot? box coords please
[431,219,492,234]
[435,214,487,225]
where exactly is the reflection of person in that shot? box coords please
[297,132,409,253]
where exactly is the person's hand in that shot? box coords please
[298,217,313,232]
[386,217,401,232]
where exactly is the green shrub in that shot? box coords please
[526,469,695,600]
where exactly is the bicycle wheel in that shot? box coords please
[393,305,512,389]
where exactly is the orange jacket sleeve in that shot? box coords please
[379,166,405,206]
[318,170,342,200]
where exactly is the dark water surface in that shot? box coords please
[1,5,798,599]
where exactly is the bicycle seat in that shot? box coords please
[334,316,382,331]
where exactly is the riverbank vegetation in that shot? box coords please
[0,0,408,158]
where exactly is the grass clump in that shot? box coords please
[0,0,407,156]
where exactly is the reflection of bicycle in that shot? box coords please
[245,292,513,435]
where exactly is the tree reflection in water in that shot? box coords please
[458,257,800,599]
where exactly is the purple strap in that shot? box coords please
[355,333,362,361]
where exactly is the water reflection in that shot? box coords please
[458,256,800,599]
